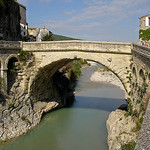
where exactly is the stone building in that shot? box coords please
[28,28,37,41]
[139,14,150,46]
[0,0,21,41]
[37,27,52,42]
[19,3,28,38]
[139,14,150,30]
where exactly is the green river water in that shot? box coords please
[0,64,126,150]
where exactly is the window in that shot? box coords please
[24,32,25,35]
[145,17,150,26]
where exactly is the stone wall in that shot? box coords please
[139,14,150,30]
[0,56,76,141]
[19,4,27,25]
[22,41,132,92]
[0,0,21,41]
[131,43,150,149]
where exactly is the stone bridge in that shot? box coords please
[23,40,132,94]
[0,40,150,149]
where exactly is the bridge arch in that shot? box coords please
[27,54,130,103]
[28,58,74,102]
[22,41,132,93]
[6,55,19,93]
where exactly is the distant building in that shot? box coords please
[139,14,150,30]
[19,3,28,38]
[139,14,150,46]
[37,27,52,42]
[28,28,37,41]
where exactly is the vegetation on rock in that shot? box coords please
[121,140,136,150]
[139,28,150,41]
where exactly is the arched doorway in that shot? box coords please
[7,57,18,93]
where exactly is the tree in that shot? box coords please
[41,32,55,41]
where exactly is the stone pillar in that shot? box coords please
[1,68,8,94]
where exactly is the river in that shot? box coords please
[0,64,127,150]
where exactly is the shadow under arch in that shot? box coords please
[7,56,18,93]
[29,57,126,103]
[29,58,74,102]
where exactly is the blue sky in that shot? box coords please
[18,0,150,42]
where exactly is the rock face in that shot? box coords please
[106,109,138,150]
[0,59,75,141]
[0,0,21,41]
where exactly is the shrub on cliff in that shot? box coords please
[121,140,136,150]
[71,61,81,80]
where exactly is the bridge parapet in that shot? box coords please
[0,41,21,51]
[22,40,131,54]
[132,43,150,58]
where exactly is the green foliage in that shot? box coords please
[132,109,139,118]
[18,50,33,62]
[10,69,18,73]
[53,34,80,41]
[21,116,31,124]
[142,82,148,88]
[139,28,150,41]
[71,60,81,80]
[140,103,145,112]
[121,140,136,150]
[21,116,26,121]
[136,121,141,131]
[136,99,141,104]
[41,33,54,41]
[127,104,133,115]
[0,77,3,89]
[24,100,28,105]
[8,103,14,109]
[124,112,130,117]
[139,117,144,124]
[127,98,131,103]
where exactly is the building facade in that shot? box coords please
[36,27,52,42]
[139,14,150,30]
[139,14,150,46]
[19,3,28,38]
[28,28,37,41]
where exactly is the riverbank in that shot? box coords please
[88,63,138,150]
[89,63,124,91]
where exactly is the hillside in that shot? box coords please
[53,34,81,41]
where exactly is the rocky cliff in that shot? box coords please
[0,56,76,142]
[0,0,21,41]
[106,109,138,150]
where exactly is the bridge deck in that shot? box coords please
[22,40,131,54]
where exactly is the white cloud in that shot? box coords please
[27,0,150,41]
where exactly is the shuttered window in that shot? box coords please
[145,17,150,26]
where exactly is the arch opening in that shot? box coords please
[7,57,18,93]
[29,58,126,106]
[148,73,150,81]
[132,67,136,77]
[139,69,144,81]
[29,59,75,105]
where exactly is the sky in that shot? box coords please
[17,0,150,42]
